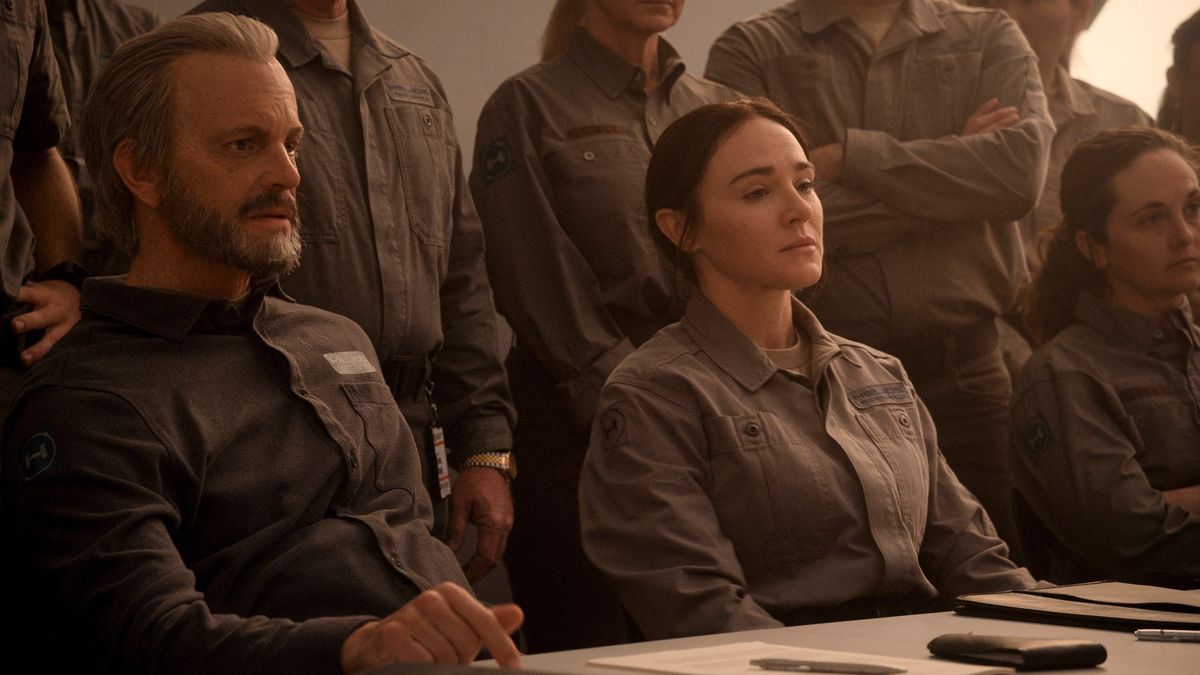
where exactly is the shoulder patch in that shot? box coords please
[598,404,627,451]
[847,382,912,409]
[22,433,56,481]
[1023,414,1054,460]
[481,139,514,183]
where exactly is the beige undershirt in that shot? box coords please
[294,8,352,71]
[834,0,903,50]
[762,330,813,376]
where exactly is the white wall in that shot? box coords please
[137,0,1191,159]
[1075,0,1196,120]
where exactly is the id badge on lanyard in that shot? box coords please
[432,424,452,499]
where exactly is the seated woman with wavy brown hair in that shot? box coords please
[1012,126,1200,588]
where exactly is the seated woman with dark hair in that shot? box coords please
[1011,127,1200,588]
[578,98,1034,640]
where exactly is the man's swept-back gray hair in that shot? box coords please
[81,13,279,255]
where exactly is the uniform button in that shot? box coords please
[1154,330,1164,340]
[583,150,595,161]
[744,421,761,437]
[422,112,433,126]
[349,451,359,468]
[898,412,911,428]
[298,388,309,397]
[391,555,403,567]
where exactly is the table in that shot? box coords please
[481,612,1198,674]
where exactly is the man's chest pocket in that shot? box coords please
[342,381,421,493]
[764,53,844,146]
[295,97,345,243]
[544,134,653,276]
[903,50,982,139]
[386,102,457,249]
[705,412,838,569]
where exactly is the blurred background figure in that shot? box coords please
[1160,9,1200,146]
[46,0,161,275]
[470,0,740,652]
[969,0,1150,375]
[1013,127,1200,588]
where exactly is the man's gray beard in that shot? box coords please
[162,173,303,279]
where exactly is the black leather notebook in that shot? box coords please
[954,581,1200,631]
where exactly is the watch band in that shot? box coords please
[36,260,89,290]
[461,451,516,481]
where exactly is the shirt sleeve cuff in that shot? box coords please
[281,615,375,675]
[840,127,886,193]
[449,415,515,462]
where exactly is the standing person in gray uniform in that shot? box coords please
[188,0,517,584]
[969,0,1150,375]
[705,0,1053,554]
[46,0,161,275]
[470,0,740,651]
[1,0,87,398]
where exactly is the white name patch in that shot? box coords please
[323,351,377,375]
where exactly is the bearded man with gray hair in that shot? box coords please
[0,13,521,674]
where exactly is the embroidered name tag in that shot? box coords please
[847,382,912,409]
[324,351,377,375]
[566,125,633,140]
[387,83,435,107]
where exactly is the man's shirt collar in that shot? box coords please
[80,276,288,340]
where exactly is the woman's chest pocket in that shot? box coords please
[386,98,457,249]
[1120,382,1200,488]
[853,399,930,536]
[704,412,839,569]
[544,134,653,276]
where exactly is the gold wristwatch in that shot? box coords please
[461,451,517,481]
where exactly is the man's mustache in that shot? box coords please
[239,192,300,226]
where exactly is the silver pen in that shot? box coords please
[749,658,907,674]
[1134,628,1200,643]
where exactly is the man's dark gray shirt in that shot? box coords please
[1,277,468,673]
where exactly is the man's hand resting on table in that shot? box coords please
[341,581,524,672]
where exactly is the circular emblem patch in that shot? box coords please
[22,432,56,481]
[598,404,627,450]
[482,139,513,183]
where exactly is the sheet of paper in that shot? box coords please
[586,641,1013,675]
